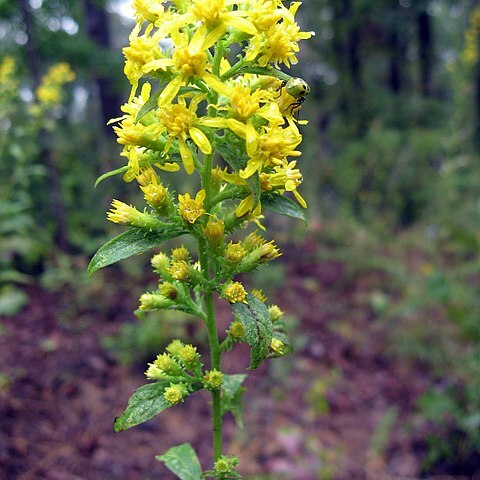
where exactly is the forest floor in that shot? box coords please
[0,238,477,480]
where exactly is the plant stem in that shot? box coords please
[199,151,223,461]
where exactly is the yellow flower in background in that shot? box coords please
[35,62,75,107]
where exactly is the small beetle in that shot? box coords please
[279,77,310,116]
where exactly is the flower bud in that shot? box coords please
[222,282,248,304]
[203,218,225,247]
[159,282,178,300]
[228,320,245,340]
[139,292,174,311]
[167,260,190,281]
[225,242,246,265]
[145,363,167,381]
[151,252,170,276]
[141,182,168,210]
[178,344,200,368]
[270,338,286,355]
[204,369,223,390]
[214,455,239,475]
[166,339,184,357]
[268,305,284,322]
[163,382,188,405]
[251,288,267,303]
[171,245,190,262]
[153,353,183,375]
[107,199,162,229]
[242,231,265,251]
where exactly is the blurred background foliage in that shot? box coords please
[1,0,479,474]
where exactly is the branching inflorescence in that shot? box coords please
[89,1,313,477]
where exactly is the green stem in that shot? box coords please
[199,150,223,462]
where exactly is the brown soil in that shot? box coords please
[0,245,475,480]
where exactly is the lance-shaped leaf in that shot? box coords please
[261,193,307,223]
[114,382,172,432]
[135,89,161,123]
[88,226,186,274]
[232,294,273,369]
[156,443,203,480]
[221,374,247,427]
[94,166,129,188]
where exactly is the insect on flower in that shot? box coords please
[281,77,311,116]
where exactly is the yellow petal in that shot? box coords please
[235,195,254,217]
[158,76,183,107]
[293,190,307,208]
[226,15,257,36]
[240,158,261,179]
[246,121,258,157]
[179,138,195,174]
[203,25,227,49]
[156,162,181,172]
[142,58,174,74]
[196,189,206,202]
[226,118,247,139]
[202,72,232,98]
[189,127,212,154]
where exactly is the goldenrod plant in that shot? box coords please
[88,1,313,477]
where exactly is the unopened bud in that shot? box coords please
[270,338,286,355]
[203,218,225,247]
[268,305,284,322]
[204,369,223,389]
[107,199,162,229]
[171,245,190,262]
[225,242,246,264]
[178,344,200,368]
[151,252,170,275]
[163,383,188,405]
[141,182,168,209]
[228,320,245,340]
[139,292,174,310]
[242,231,265,251]
[159,282,178,300]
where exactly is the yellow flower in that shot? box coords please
[107,199,162,228]
[268,304,284,322]
[123,23,170,99]
[270,338,286,355]
[223,282,248,304]
[246,0,284,32]
[178,344,200,367]
[264,160,307,208]
[164,383,188,405]
[225,242,247,264]
[35,62,75,107]
[245,2,313,68]
[132,0,168,25]
[171,245,190,261]
[204,369,223,389]
[157,97,215,174]
[178,189,206,223]
[251,288,267,302]
[186,0,256,38]
[239,122,303,179]
[167,260,190,281]
[143,26,231,108]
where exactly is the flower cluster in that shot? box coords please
[35,63,75,108]
[99,1,312,474]
[145,339,224,405]
[110,0,313,220]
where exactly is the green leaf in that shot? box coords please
[136,89,161,123]
[94,166,129,188]
[261,193,307,223]
[88,226,186,274]
[215,133,261,210]
[156,443,203,480]
[114,382,171,432]
[232,294,273,369]
[221,374,247,427]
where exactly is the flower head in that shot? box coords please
[178,189,206,223]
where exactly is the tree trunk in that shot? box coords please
[84,0,122,130]
[417,7,434,97]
